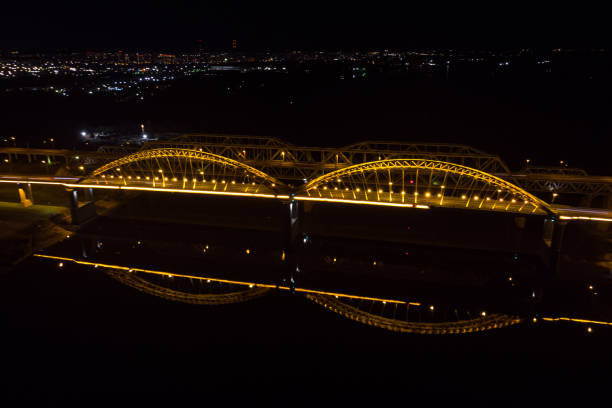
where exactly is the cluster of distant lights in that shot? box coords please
[0,61,95,78]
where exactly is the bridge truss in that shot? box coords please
[141,134,512,181]
[2,134,610,205]
[299,159,553,215]
[307,293,522,335]
[84,148,284,197]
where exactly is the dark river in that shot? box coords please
[1,193,611,403]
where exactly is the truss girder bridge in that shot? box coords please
[83,147,555,216]
[140,134,512,182]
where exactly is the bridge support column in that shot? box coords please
[548,218,568,276]
[17,182,34,207]
[69,188,98,225]
[281,196,302,293]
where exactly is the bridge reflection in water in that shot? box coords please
[32,192,612,335]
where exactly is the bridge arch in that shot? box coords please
[106,269,271,305]
[84,148,283,195]
[300,159,553,215]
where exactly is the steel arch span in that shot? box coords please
[84,148,284,196]
[106,269,272,305]
[298,159,554,215]
[306,294,522,335]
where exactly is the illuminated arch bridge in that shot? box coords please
[82,148,553,215]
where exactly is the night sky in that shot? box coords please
[2,1,610,51]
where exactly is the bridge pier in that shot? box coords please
[547,217,567,276]
[16,182,34,207]
[69,187,97,225]
[281,196,302,293]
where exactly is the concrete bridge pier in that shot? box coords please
[69,187,97,225]
[547,217,568,276]
[281,197,303,293]
[16,182,34,207]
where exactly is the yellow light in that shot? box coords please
[373,261,377,266]
[231,181,236,184]
[172,178,177,182]
[249,284,254,288]
[136,176,141,180]
[58,262,63,267]
[388,181,393,185]
[294,196,427,209]
[154,177,158,180]
[511,199,516,203]
[589,285,594,290]
[474,196,479,200]
[245,249,250,254]
[533,317,537,323]
[212,179,216,183]
[486,197,490,201]
[158,169,163,173]
[429,305,434,311]
[116,168,121,171]
[437,193,441,197]
[183,178,188,181]
[34,253,415,306]
[337,178,341,182]
[355,188,360,192]
[78,166,84,170]
[587,327,592,333]
[127,176,132,179]
[333,257,337,263]
[323,186,327,190]
[425,192,430,197]
[402,191,406,195]
[559,216,612,222]
[367,189,371,192]
[102,175,106,178]
[461,195,466,199]
[378,189,383,193]
[481,311,486,317]
[441,185,445,189]
[414,192,418,195]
